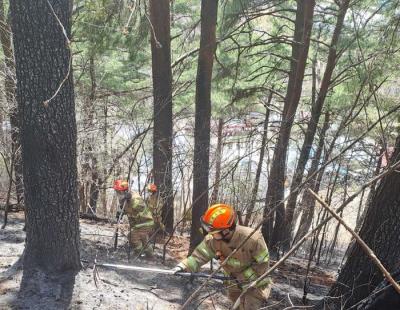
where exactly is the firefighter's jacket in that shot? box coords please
[124,192,154,229]
[146,194,163,225]
[180,225,270,288]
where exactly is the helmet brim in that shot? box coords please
[200,217,223,234]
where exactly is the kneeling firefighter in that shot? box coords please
[173,204,271,310]
[113,180,155,257]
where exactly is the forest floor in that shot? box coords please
[0,212,337,309]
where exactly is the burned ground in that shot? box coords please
[1,213,335,309]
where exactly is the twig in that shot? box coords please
[287,293,294,306]
[145,11,161,48]
[309,189,400,295]
[123,0,137,33]
[93,263,101,288]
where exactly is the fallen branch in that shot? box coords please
[79,212,111,223]
[0,203,24,212]
[309,189,400,295]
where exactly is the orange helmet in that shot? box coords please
[147,183,157,192]
[113,180,129,191]
[200,204,236,233]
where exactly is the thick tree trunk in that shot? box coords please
[150,0,174,233]
[210,117,224,204]
[325,135,400,309]
[11,0,80,271]
[262,0,315,251]
[244,98,271,226]
[283,0,350,248]
[190,0,218,251]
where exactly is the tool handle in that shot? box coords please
[175,271,232,281]
[113,199,128,250]
[113,229,119,250]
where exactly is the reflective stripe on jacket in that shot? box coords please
[125,192,154,228]
[146,194,163,224]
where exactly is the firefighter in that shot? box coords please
[145,183,165,233]
[173,204,271,309]
[113,180,154,257]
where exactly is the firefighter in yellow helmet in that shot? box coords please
[145,183,165,234]
[113,180,154,257]
[173,204,271,309]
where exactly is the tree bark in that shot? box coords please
[283,0,350,248]
[325,134,400,309]
[10,0,80,271]
[357,268,400,310]
[262,0,315,251]
[190,0,218,251]
[150,0,174,233]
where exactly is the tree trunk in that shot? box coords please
[315,158,343,265]
[262,0,315,251]
[11,0,80,271]
[354,147,384,233]
[357,268,400,310]
[150,0,174,233]
[0,0,23,205]
[100,101,108,216]
[325,135,400,309]
[293,112,330,243]
[210,117,224,204]
[190,0,218,251]
[82,56,99,214]
[283,0,350,247]
[88,56,99,214]
[244,97,271,226]
[89,154,99,214]
[355,187,366,231]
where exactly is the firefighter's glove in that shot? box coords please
[172,265,184,274]
[216,251,226,262]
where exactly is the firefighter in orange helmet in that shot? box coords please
[173,204,271,309]
[113,180,154,257]
[146,183,165,233]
